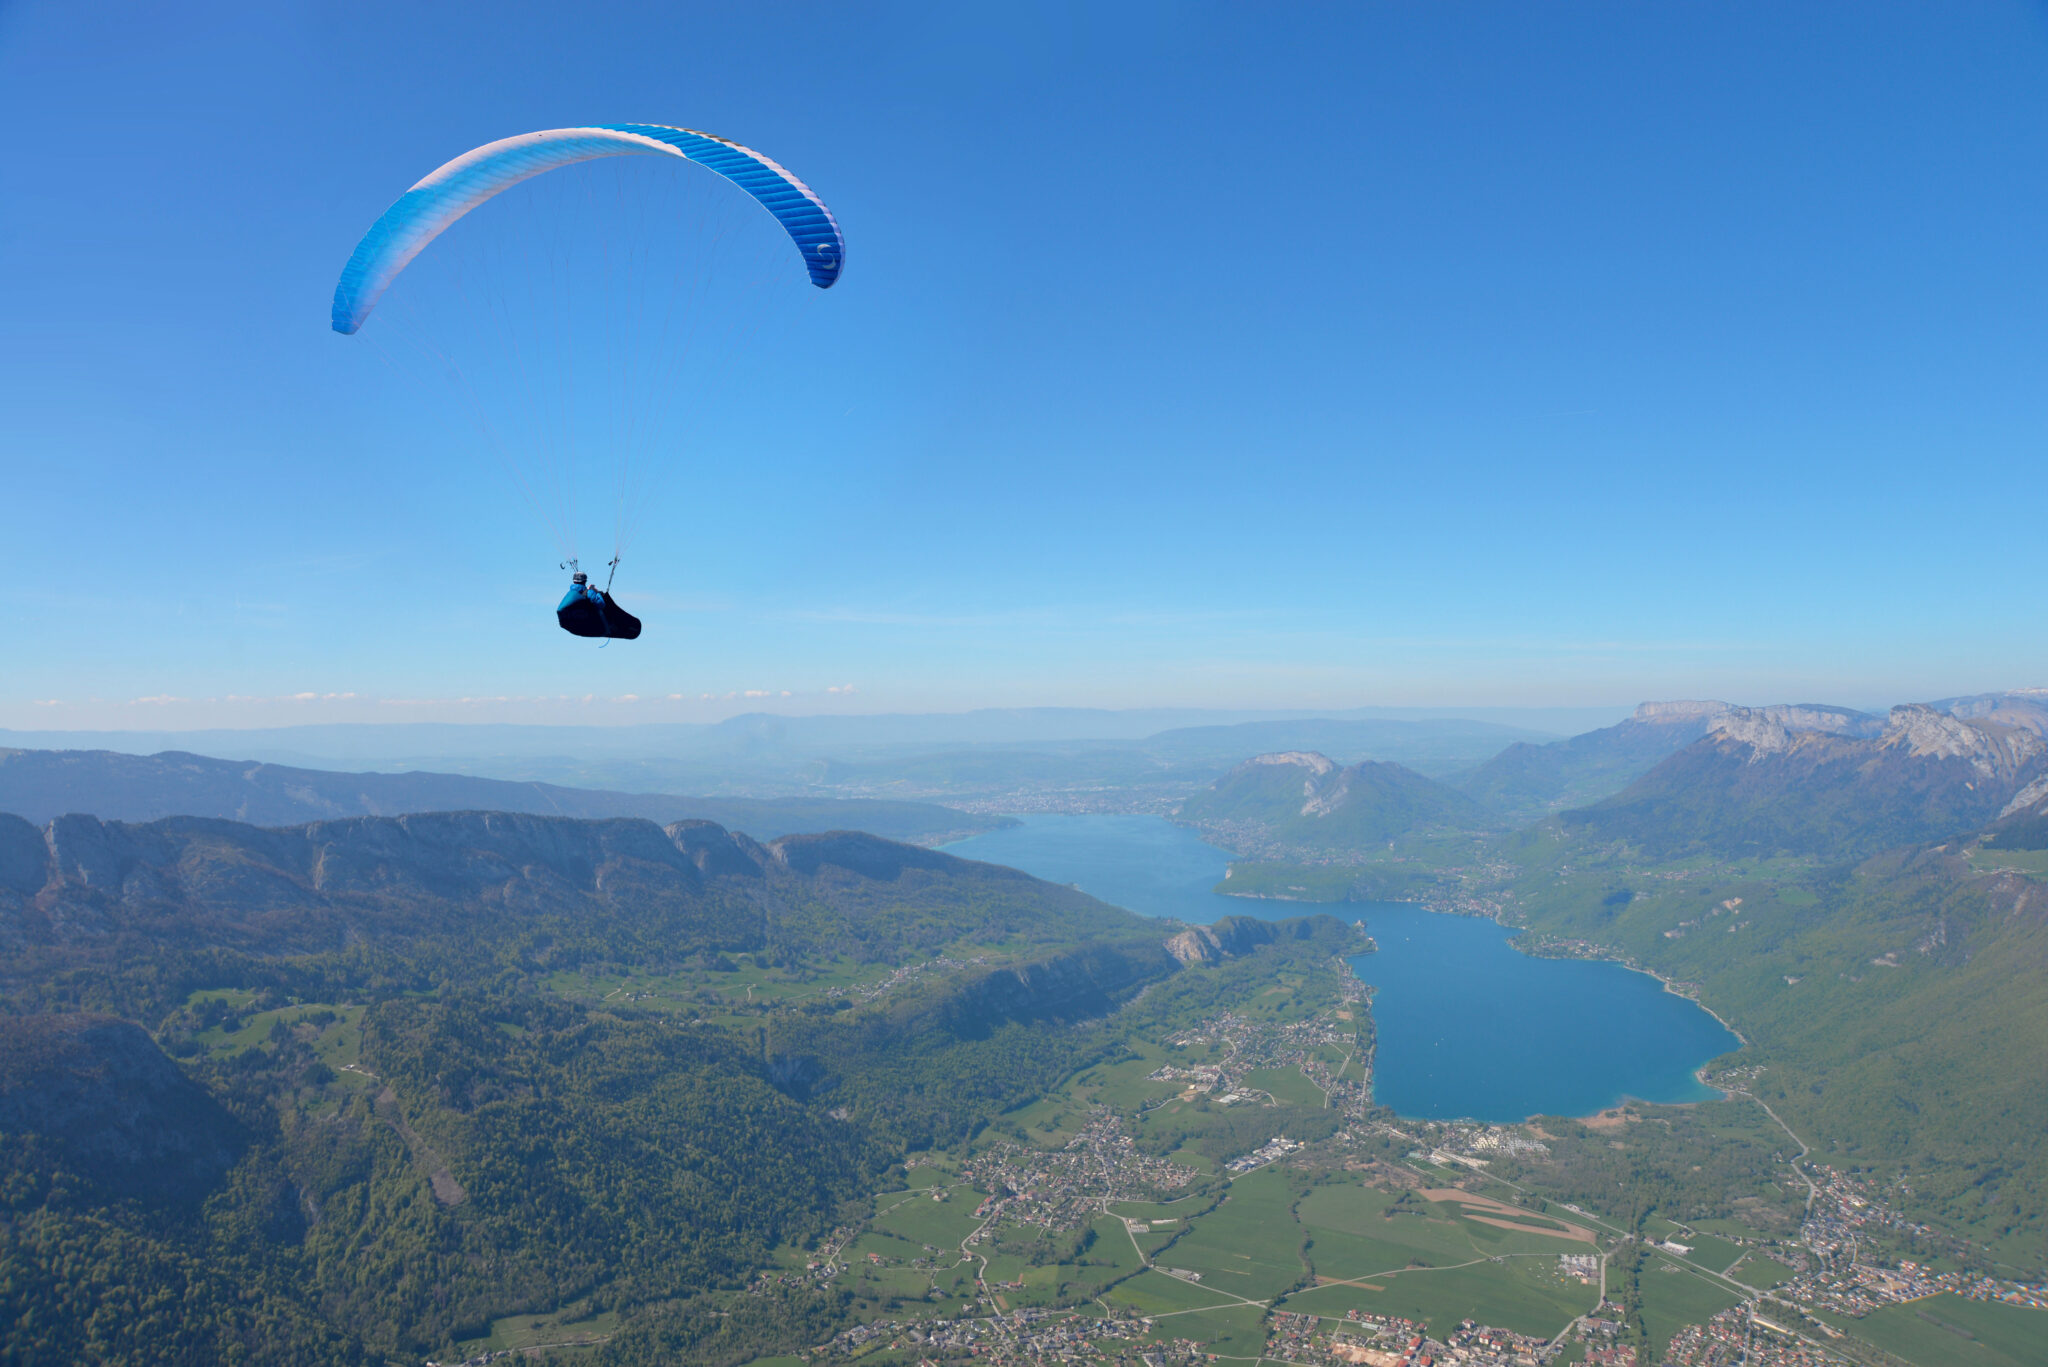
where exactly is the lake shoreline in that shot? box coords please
[1214,881,1756,1055]
[949,813,1739,1123]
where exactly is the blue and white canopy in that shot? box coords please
[332,124,844,335]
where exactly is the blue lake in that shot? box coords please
[945,813,1739,1123]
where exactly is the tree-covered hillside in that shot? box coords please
[1507,832,2048,1270]
[0,807,1353,1364]
[1174,752,1490,853]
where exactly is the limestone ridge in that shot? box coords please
[1706,702,2044,781]
[1246,751,1338,776]
[0,810,1034,915]
[1568,690,2048,858]
[0,810,1081,967]
[1162,913,1346,967]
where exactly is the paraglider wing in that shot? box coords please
[331,124,844,335]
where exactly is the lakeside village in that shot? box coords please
[699,957,2048,1367]
[732,975,2048,1367]
[1153,998,1375,1130]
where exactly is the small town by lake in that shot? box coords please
[945,813,1739,1124]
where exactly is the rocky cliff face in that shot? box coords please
[1881,703,2045,780]
[1703,701,2044,780]
[1246,751,1338,776]
[1929,689,2048,736]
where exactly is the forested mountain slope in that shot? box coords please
[1511,835,2048,1267]
[0,747,1005,843]
[3,808,1306,1364]
[0,810,1131,1012]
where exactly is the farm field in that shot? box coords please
[1836,1295,2048,1367]
[1637,1254,1747,1356]
[1284,1256,1594,1341]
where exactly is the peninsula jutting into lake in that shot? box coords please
[948,814,1740,1121]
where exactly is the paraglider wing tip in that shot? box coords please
[330,288,364,334]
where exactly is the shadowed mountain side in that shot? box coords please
[1452,700,1895,821]
[0,748,1007,844]
[0,1013,245,1203]
[1564,703,2048,859]
[1452,701,1734,818]
[0,811,1137,976]
[1174,751,1492,852]
[1986,775,2048,850]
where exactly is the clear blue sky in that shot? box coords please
[3,1,2045,729]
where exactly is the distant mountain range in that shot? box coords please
[1565,696,2048,859]
[0,711,1583,802]
[0,748,1008,844]
[0,704,1609,766]
[1171,691,2048,862]
[11,691,2045,868]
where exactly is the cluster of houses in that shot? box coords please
[1260,1309,1552,1367]
[963,1110,1195,1234]
[1662,1304,1837,1366]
